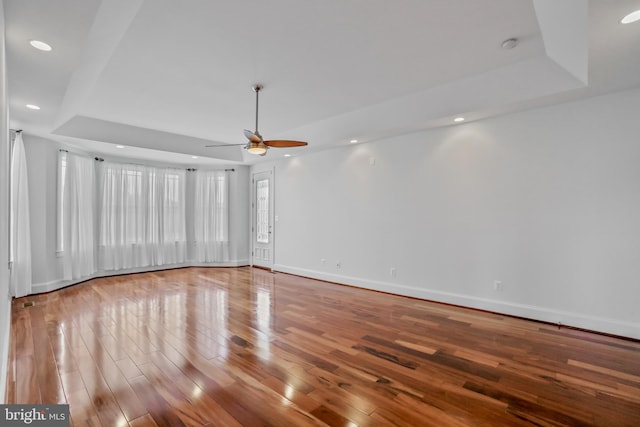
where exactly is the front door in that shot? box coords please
[252,170,274,270]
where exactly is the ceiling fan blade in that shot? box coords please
[244,129,261,143]
[263,140,308,148]
[206,143,246,148]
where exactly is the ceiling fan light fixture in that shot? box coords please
[247,142,267,155]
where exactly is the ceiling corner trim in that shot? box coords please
[533,0,589,86]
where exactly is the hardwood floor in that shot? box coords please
[5,267,640,426]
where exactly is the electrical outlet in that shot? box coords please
[390,267,397,277]
[321,258,326,266]
[336,261,341,270]
[493,280,503,291]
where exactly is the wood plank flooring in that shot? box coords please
[5,267,640,426]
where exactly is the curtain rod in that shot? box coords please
[59,148,236,172]
[92,155,235,172]
[98,158,234,172]
[187,168,235,172]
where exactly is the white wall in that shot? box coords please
[228,165,250,263]
[0,0,12,403]
[259,87,640,339]
[24,135,251,293]
[23,137,60,287]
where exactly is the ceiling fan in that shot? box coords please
[206,85,308,156]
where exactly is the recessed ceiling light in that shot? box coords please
[116,145,124,149]
[621,10,640,24]
[350,139,358,144]
[284,154,292,157]
[29,40,52,51]
[26,104,40,110]
[454,117,465,122]
[191,156,199,159]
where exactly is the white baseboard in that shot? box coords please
[274,264,640,340]
[31,260,250,295]
[188,260,250,268]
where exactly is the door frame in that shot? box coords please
[251,168,275,270]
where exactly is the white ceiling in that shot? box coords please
[4,0,640,165]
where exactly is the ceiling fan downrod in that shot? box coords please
[254,84,263,135]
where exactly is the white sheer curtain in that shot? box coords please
[191,170,229,262]
[99,162,187,270]
[9,132,32,297]
[60,152,97,280]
